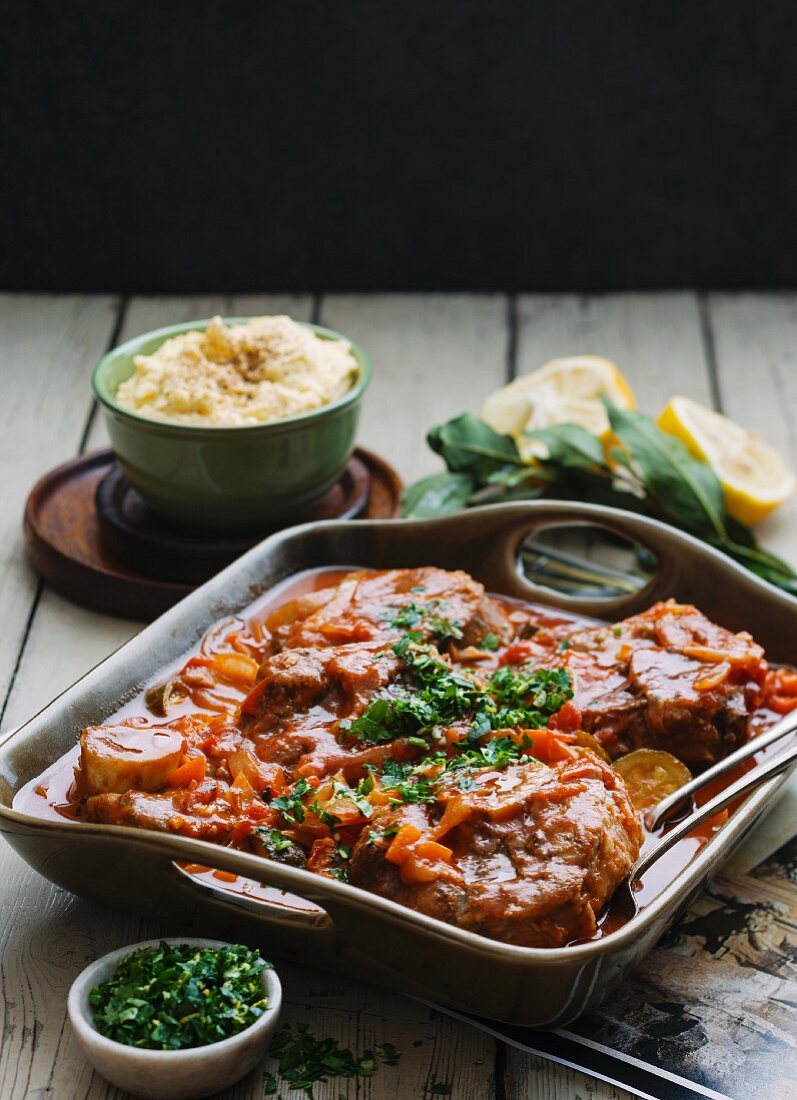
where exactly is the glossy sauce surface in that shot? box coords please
[14,567,793,940]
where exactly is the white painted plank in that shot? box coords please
[282,292,507,1096]
[705,292,797,562]
[0,294,118,710]
[1,593,142,732]
[1,294,322,1100]
[515,292,712,575]
[515,292,713,410]
[0,292,677,1100]
[703,292,797,871]
[2,294,489,1100]
[6,293,317,730]
[0,842,161,1100]
[264,963,495,1100]
[320,293,509,483]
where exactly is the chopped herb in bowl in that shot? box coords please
[69,938,282,1099]
[89,940,271,1050]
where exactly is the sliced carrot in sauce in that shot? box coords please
[385,823,423,864]
[415,839,453,863]
[694,661,732,691]
[166,754,207,788]
[318,619,374,643]
[523,728,577,764]
[211,652,260,686]
[763,667,797,713]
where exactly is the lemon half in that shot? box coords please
[657,396,796,526]
[481,356,636,456]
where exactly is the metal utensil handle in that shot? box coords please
[646,708,797,830]
[630,738,797,887]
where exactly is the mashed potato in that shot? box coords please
[115,315,359,426]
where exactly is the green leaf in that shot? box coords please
[524,423,607,469]
[712,533,797,593]
[401,471,474,518]
[485,462,550,487]
[605,400,727,539]
[427,413,524,479]
[401,405,797,597]
[469,479,547,506]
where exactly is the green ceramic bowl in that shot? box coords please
[92,318,371,530]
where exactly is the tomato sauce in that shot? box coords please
[13,567,794,940]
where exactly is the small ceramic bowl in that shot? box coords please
[68,937,282,1100]
[92,318,371,530]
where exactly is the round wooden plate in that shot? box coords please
[95,454,373,584]
[24,448,403,621]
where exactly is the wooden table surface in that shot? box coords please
[1,291,795,1100]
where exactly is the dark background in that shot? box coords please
[2,2,796,292]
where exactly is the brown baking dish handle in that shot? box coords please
[426,501,797,658]
[170,859,334,930]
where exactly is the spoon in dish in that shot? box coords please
[616,734,797,919]
[646,707,797,831]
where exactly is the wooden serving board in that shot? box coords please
[23,447,402,620]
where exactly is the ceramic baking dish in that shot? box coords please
[1,502,796,1027]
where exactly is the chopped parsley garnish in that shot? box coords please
[367,824,399,845]
[388,602,424,629]
[330,778,375,818]
[271,776,312,824]
[375,758,439,805]
[428,613,464,641]
[267,1023,401,1097]
[342,635,572,747]
[324,838,353,882]
[387,599,463,642]
[309,802,340,828]
[480,633,500,651]
[365,732,538,808]
[557,637,571,651]
[340,693,435,743]
[89,942,270,1050]
[257,826,294,852]
[376,1041,401,1065]
[488,664,573,728]
[445,734,534,773]
[612,625,623,636]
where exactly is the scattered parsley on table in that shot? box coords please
[266,1023,401,1097]
[89,941,270,1050]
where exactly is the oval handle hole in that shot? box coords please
[520,523,657,600]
